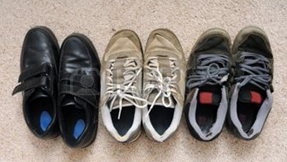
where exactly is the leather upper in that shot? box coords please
[13,27,60,138]
[58,34,100,148]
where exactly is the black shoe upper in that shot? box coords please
[12,26,60,138]
[227,26,274,140]
[185,28,232,141]
[58,34,100,148]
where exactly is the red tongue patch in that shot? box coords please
[250,91,262,104]
[199,92,220,105]
[239,91,262,105]
[199,92,213,104]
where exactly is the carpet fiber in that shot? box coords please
[1,0,287,161]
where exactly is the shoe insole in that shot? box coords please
[195,104,218,134]
[237,102,260,132]
[28,92,53,134]
[149,105,174,135]
[73,119,85,139]
[40,111,52,131]
[111,106,135,136]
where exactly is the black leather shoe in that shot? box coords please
[58,33,100,148]
[12,26,60,138]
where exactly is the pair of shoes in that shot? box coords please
[101,29,186,142]
[12,27,100,148]
[185,26,274,141]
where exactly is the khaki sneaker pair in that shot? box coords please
[100,29,186,143]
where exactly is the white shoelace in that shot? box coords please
[105,58,148,119]
[144,57,179,117]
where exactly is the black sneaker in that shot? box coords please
[227,26,274,140]
[58,34,101,147]
[185,28,232,141]
[12,27,60,138]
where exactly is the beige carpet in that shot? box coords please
[1,0,287,161]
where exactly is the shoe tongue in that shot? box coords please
[109,98,134,110]
[198,92,221,105]
[61,95,85,109]
[62,95,76,107]
[109,58,136,109]
[239,90,262,105]
[147,90,176,108]
[29,88,49,101]
[198,85,221,106]
[112,58,127,85]
[146,56,175,108]
[157,56,172,77]
[238,84,264,105]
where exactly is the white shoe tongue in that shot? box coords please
[110,98,134,110]
[148,91,176,108]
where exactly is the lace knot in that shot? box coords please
[144,57,179,117]
[105,57,148,119]
[187,54,230,89]
[116,89,125,98]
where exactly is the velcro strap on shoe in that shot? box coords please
[13,64,53,95]
[59,72,99,108]
[18,64,51,82]
[12,76,49,95]
[60,73,94,86]
[59,84,98,108]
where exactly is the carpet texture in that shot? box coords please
[1,0,287,161]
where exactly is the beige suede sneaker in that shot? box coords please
[101,30,147,143]
[142,29,186,142]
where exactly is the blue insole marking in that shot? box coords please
[40,111,52,131]
[73,119,85,139]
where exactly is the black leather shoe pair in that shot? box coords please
[12,26,100,148]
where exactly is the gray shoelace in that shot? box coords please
[235,51,271,90]
[186,54,230,89]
